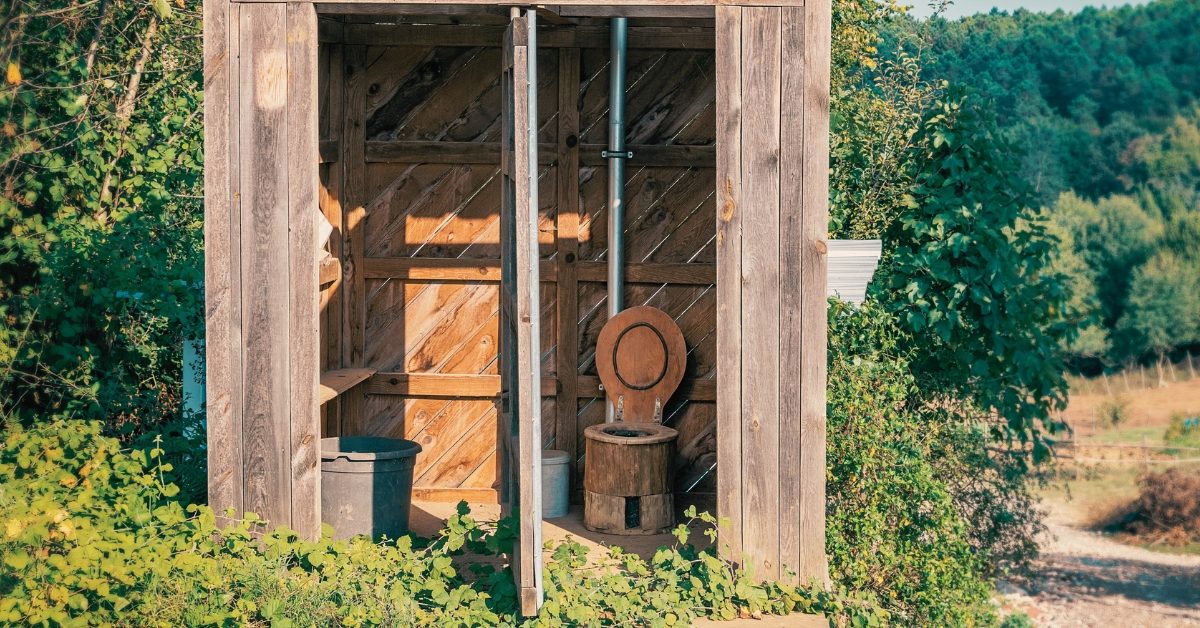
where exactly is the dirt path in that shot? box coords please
[1000,511,1200,627]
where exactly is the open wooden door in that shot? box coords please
[499,8,543,617]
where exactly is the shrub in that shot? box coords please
[1164,413,1200,448]
[826,300,1013,625]
[0,420,886,626]
[1113,467,1200,546]
[1097,395,1130,428]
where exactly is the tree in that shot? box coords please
[874,93,1071,449]
[1115,252,1200,383]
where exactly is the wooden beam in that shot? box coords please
[412,487,499,503]
[579,143,714,167]
[797,0,831,586]
[319,367,377,405]
[284,0,804,6]
[576,376,716,401]
[335,22,714,49]
[203,0,243,519]
[362,257,557,282]
[714,2,743,567]
[777,5,804,578]
[318,139,338,163]
[545,5,715,18]
[365,140,553,164]
[318,253,340,287]
[367,372,557,397]
[238,1,291,528]
[342,45,367,370]
[554,46,581,476]
[286,1,322,540]
[577,262,714,285]
[364,140,713,168]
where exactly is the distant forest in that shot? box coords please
[884,0,1200,372]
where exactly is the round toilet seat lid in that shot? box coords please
[595,306,686,423]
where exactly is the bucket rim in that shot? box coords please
[320,436,423,462]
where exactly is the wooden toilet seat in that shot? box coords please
[595,306,686,423]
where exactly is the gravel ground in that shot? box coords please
[999,515,1200,627]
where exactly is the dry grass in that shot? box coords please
[1063,375,1200,439]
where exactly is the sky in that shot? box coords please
[908,0,1151,19]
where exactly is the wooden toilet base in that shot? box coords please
[584,491,674,535]
[582,421,678,535]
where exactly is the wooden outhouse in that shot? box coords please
[203,0,831,614]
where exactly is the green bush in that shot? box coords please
[1164,413,1200,448]
[1098,395,1131,429]
[826,299,1041,625]
[0,420,885,626]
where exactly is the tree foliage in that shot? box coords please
[0,0,203,428]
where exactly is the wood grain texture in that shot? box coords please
[318,367,376,404]
[238,3,291,526]
[582,423,676,496]
[203,0,242,518]
[799,0,831,586]
[778,5,805,579]
[738,6,782,580]
[319,40,345,381]
[342,44,367,370]
[286,2,321,540]
[555,47,581,469]
[714,3,744,563]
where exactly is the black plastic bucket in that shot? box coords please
[320,436,422,540]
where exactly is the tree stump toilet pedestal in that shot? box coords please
[583,306,686,535]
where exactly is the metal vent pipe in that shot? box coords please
[604,16,629,422]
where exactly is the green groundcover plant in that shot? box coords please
[0,420,888,627]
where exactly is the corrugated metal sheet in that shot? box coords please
[826,239,882,305]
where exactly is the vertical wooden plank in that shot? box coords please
[778,5,805,581]
[714,4,743,564]
[340,44,368,434]
[513,14,543,616]
[321,35,345,376]
[287,2,321,540]
[342,44,368,371]
[799,0,832,585]
[739,5,782,581]
[238,2,291,525]
[203,0,242,518]
[554,47,581,484]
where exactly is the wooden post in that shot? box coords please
[555,47,581,485]
[204,0,321,538]
[716,0,830,586]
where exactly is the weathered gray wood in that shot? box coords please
[714,3,743,564]
[320,39,344,380]
[204,0,243,519]
[238,2,291,525]
[336,22,714,50]
[342,45,367,371]
[799,0,831,586]
[555,46,581,478]
[298,0,804,6]
[738,6,782,581]
[287,1,321,540]
[514,18,542,616]
[500,13,542,617]
[778,4,805,580]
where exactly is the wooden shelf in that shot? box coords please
[319,368,376,405]
[318,254,340,288]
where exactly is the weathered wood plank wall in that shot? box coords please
[204,0,321,538]
[714,2,829,586]
[315,17,719,503]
